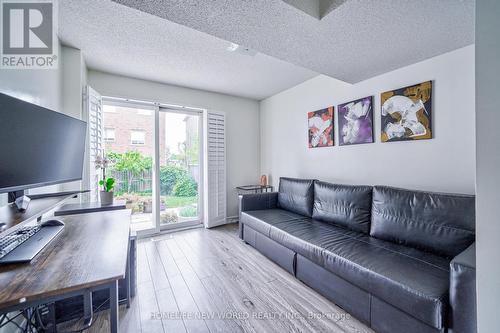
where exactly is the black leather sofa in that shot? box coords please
[239,177,476,333]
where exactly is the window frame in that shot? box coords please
[130,129,146,145]
[104,127,116,142]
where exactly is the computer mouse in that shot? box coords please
[40,219,65,227]
[0,222,6,230]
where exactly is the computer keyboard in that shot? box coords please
[0,225,41,260]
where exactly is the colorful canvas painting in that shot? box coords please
[338,96,374,146]
[381,81,432,142]
[308,107,334,148]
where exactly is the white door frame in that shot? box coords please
[101,97,205,237]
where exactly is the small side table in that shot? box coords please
[236,185,274,194]
[54,200,127,216]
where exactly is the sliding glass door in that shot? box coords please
[158,108,202,230]
[102,99,203,234]
[102,102,156,233]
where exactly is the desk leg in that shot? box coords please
[47,303,56,333]
[125,250,131,308]
[109,281,119,333]
[83,291,93,326]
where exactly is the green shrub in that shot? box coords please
[173,175,198,197]
[159,165,186,195]
[179,206,198,217]
[107,151,152,193]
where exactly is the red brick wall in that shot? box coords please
[103,105,166,162]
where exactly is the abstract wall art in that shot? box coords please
[381,81,432,142]
[338,96,374,146]
[308,106,334,148]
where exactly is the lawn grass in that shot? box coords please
[163,195,197,208]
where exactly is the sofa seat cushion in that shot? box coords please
[240,209,304,236]
[242,210,358,263]
[267,218,450,329]
[320,236,449,329]
[268,218,361,264]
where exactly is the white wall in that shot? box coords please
[260,45,475,195]
[62,47,86,119]
[61,46,88,191]
[88,70,261,217]
[0,42,63,112]
[476,1,500,331]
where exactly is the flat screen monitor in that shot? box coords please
[0,92,87,194]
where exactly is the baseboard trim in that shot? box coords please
[226,215,239,223]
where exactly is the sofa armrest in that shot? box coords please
[448,242,476,333]
[238,192,278,239]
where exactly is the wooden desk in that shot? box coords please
[0,209,131,333]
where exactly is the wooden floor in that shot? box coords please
[59,223,373,333]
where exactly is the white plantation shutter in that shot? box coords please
[86,86,103,201]
[204,111,227,228]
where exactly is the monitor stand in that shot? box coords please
[8,190,31,212]
[8,190,25,203]
[7,190,89,213]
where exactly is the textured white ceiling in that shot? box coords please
[113,0,475,83]
[58,0,317,100]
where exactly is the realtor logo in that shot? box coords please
[1,0,58,69]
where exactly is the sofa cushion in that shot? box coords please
[267,219,449,329]
[277,177,315,217]
[312,181,372,234]
[240,209,304,236]
[370,186,475,257]
[270,218,358,265]
[320,235,449,329]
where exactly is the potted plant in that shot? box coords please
[95,154,115,205]
[99,177,115,205]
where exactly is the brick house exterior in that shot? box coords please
[102,105,199,178]
[102,105,167,163]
